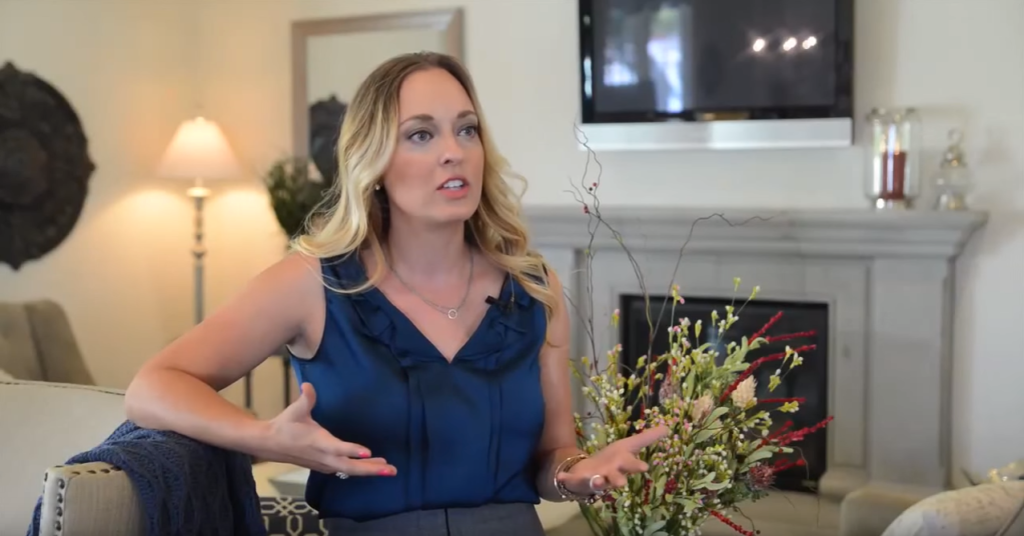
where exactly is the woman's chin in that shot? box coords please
[433,201,481,224]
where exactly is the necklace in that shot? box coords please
[387,251,474,320]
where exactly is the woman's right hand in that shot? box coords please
[264,382,397,477]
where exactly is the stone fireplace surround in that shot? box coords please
[524,205,987,535]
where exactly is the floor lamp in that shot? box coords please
[156,117,251,405]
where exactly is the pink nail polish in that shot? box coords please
[378,469,393,476]
[359,451,370,458]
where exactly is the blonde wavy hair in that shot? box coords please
[291,51,557,322]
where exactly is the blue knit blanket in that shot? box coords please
[25,420,266,536]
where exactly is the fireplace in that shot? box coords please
[618,294,830,493]
[527,205,984,533]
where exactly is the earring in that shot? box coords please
[374,183,382,191]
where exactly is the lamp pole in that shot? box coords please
[187,178,210,325]
[157,116,251,411]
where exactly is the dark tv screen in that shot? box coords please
[580,0,853,122]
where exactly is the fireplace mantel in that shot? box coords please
[525,205,988,535]
[524,205,986,258]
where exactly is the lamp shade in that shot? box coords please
[157,116,241,180]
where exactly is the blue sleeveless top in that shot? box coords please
[289,253,547,522]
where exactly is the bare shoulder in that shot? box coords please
[240,251,324,316]
[267,251,324,291]
[259,252,326,357]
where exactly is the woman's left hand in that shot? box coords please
[556,425,670,497]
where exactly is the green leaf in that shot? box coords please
[724,336,750,367]
[643,520,667,536]
[674,497,701,514]
[693,426,720,443]
[702,480,731,491]
[693,473,715,486]
[683,366,697,399]
[694,342,714,354]
[704,406,730,427]
[740,445,776,469]
[727,361,752,373]
[741,411,768,428]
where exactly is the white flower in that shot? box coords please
[690,394,714,422]
[731,377,757,408]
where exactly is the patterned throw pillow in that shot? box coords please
[260,496,328,536]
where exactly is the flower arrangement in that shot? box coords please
[565,131,833,536]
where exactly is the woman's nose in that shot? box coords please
[439,133,464,165]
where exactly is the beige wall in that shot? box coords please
[0,1,200,388]
[1,0,1021,480]
[0,0,290,415]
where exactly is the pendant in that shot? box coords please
[447,309,458,320]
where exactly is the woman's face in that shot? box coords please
[380,67,485,227]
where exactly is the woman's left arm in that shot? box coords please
[533,268,669,502]
[533,267,583,502]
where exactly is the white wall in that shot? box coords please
[0,0,1019,480]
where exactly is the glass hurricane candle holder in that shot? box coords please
[865,108,921,209]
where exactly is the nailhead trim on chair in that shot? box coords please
[42,464,125,535]
[55,476,63,535]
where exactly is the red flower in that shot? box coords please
[764,330,816,343]
[665,477,678,495]
[710,510,756,536]
[749,311,783,341]
[747,463,775,490]
[773,416,834,447]
[759,397,805,406]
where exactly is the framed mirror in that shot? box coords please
[291,9,464,182]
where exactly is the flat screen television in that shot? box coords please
[577,0,854,151]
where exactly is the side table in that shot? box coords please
[253,461,302,498]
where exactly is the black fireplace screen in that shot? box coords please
[618,294,829,493]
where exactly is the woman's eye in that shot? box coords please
[408,130,432,143]
[460,125,479,137]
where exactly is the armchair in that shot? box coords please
[0,299,94,385]
[1,379,325,536]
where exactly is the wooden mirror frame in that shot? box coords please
[290,8,465,159]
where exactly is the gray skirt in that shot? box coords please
[323,502,546,536]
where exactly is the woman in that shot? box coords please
[125,52,667,534]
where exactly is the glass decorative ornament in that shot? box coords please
[933,128,973,211]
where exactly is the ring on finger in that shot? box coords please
[335,471,349,480]
[588,474,603,493]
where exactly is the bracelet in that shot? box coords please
[552,454,605,505]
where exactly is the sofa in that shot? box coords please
[0,379,136,535]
